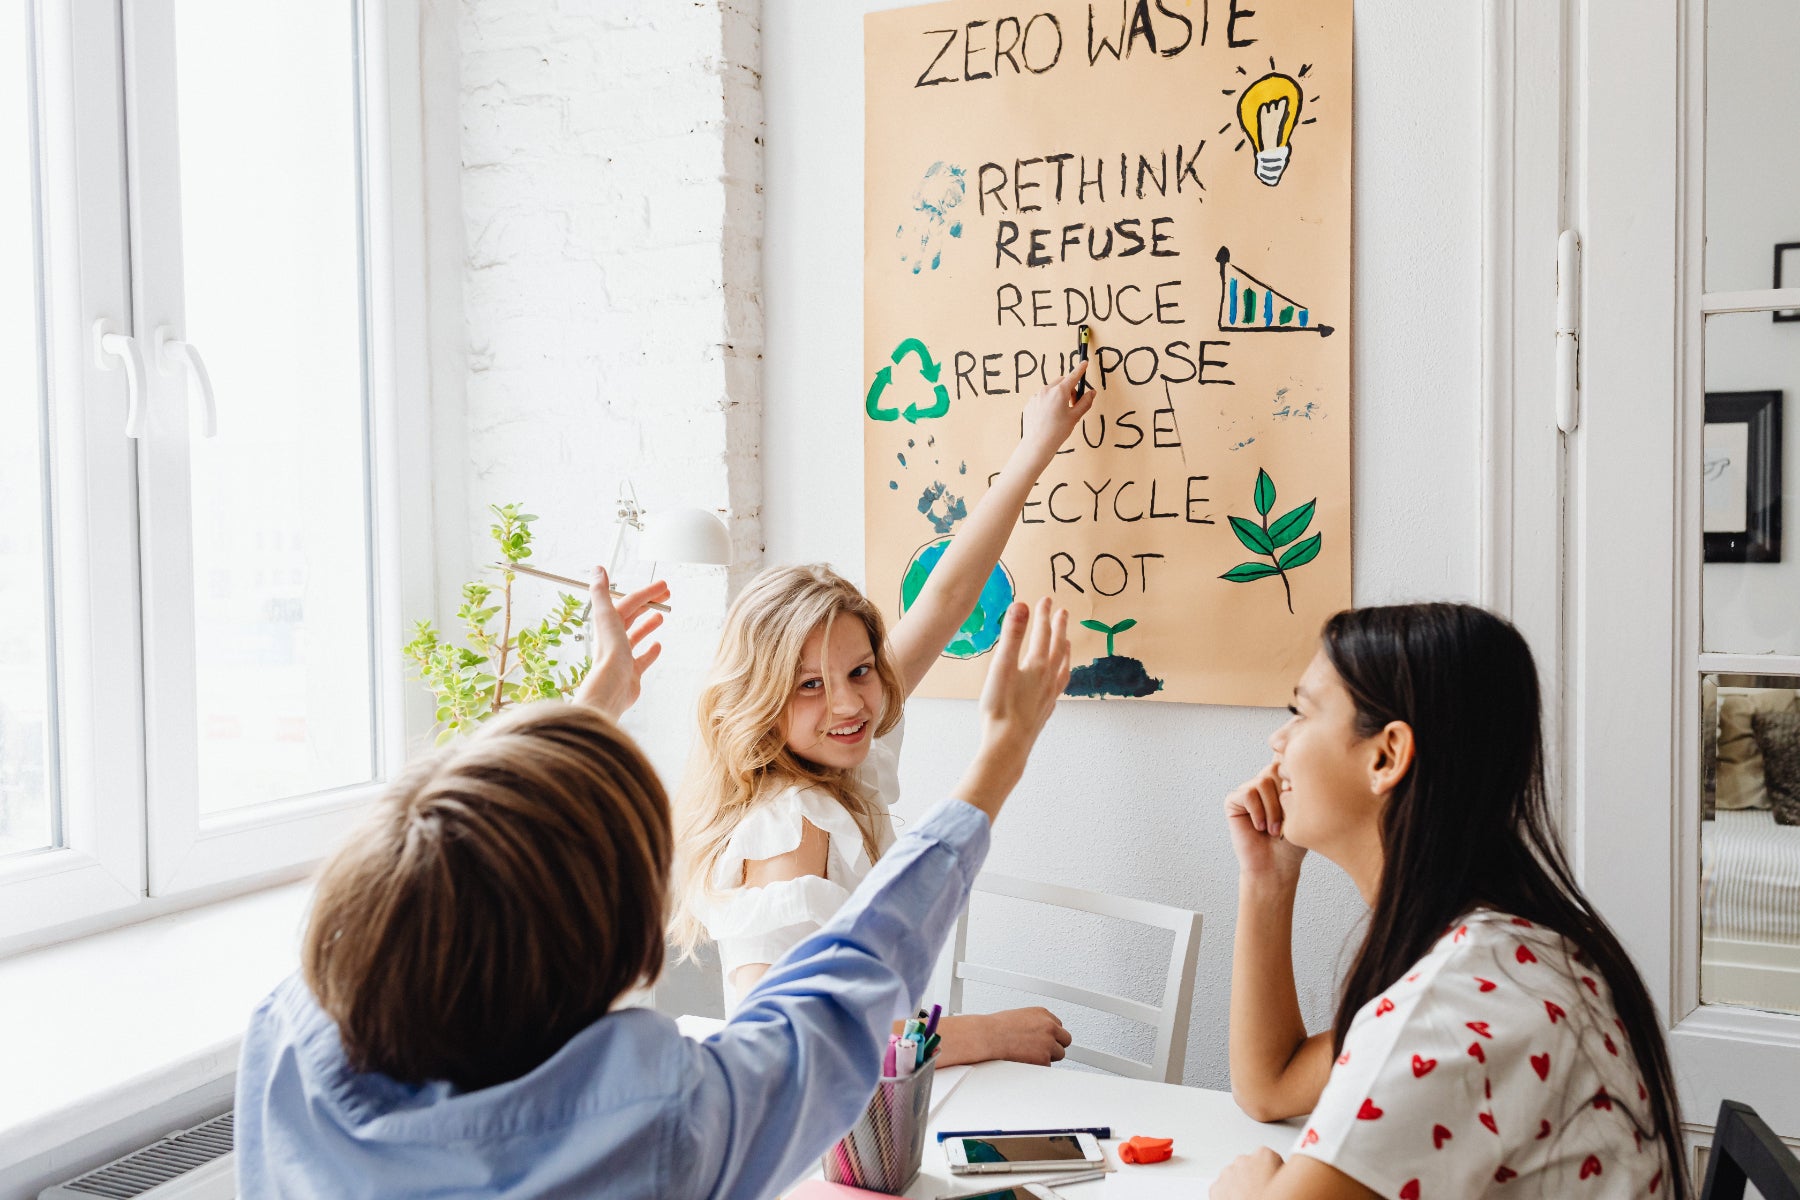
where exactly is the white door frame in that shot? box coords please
[1494,0,1800,1140]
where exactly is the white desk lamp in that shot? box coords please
[497,488,731,611]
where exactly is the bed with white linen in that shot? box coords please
[1702,808,1800,1012]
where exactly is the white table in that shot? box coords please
[674,1019,1302,1199]
[902,1060,1303,1199]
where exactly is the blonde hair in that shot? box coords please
[670,564,905,956]
[303,702,671,1090]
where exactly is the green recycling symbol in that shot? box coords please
[866,337,951,423]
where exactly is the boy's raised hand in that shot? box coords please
[955,598,1071,819]
[572,568,670,719]
[1018,359,1096,465]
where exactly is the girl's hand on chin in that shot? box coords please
[1224,762,1307,883]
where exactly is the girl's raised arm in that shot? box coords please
[888,360,1093,697]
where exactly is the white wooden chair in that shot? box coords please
[946,872,1202,1084]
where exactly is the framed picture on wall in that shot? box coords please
[1777,243,1800,322]
[1703,390,1783,563]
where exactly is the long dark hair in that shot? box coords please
[1323,603,1687,1198]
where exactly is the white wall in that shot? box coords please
[762,0,1481,1089]
[1702,0,1800,656]
[451,0,763,786]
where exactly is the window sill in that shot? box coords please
[0,881,311,1174]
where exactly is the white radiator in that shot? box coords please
[38,1112,234,1200]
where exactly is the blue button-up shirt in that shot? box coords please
[234,796,991,1199]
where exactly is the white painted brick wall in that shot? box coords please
[454,0,764,809]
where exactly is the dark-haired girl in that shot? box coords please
[1213,603,1687,1200]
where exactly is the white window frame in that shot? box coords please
[1547,0,1800,1141]
[0,0,436,953]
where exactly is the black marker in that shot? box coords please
[1075,324,1092,400]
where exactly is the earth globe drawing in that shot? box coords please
[899,536,1015,658]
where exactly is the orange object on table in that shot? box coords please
[1120,1135,1175,1164]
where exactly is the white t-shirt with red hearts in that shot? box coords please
[1292,909,1671,1200]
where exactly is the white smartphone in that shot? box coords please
[943,1132,1104,1174]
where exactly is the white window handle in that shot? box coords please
[154,326,218,437]
[92,319,148,438]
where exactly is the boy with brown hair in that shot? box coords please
[234,571,1071,1200]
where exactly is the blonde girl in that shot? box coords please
[673,361,1093,1066]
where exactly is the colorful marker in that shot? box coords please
[1075,324,1093,399]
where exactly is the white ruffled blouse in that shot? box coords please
[696,721,903,1010]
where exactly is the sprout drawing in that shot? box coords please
[1080,617,1138,657]
[1219,468,1322,614]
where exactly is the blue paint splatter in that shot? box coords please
[907,439,915,448]
[1230,437,1257,451]
[897,453,907,466]
[958,461,967,475]
[889,480,899,490]
[917,481,969,534]
[897,162,968,274]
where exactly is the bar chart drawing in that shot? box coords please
[1216,246,1335,337]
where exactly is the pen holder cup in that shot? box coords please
[820,1058,936,1195]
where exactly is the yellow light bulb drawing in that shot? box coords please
[1236,72,1303,187]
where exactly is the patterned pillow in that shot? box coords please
[1751,710,1800,827]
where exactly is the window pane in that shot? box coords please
[1701,312,1796,654]
[1701,674,1800,1014]
[1705,0,1800,294]
[173,0,375,813]
[0,6,57,856]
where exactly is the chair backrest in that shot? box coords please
[947,871,1202,1084]
[1701,1100,1800,1200]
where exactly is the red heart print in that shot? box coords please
[1484,1080,1492,1100]
[1516,944,1538,964]
[1593,1089,1613,1111]
[1453,925,1469,941]
[1376,997,1395,1017]
[1337,1051,1351,1066]
[1638,1080,1648,1101]
[1536,1119,1553,1140]
[1511,916,1534,927]
[1467,1021,1493,1038]
[1357,1098,1383,1121]
[1400,1180,1420,1200]
[1302,1127,1319,1147]
[1580,1155,1602,1180]
[1531,1052,1551,1080]
[1479,1111,1498,1135]
[1412,1054,1437,1078]
[1431,1124,1453,1150]
[1582,975,1599,995]
[1468,1040,1487,1063]
[1495,1165,1517,1183]
[1634,1132,1644,1151]
[1476,977,1497,992]
[1545,1000,1566,1024]
[1650,1169,1663,1193]
[1603,1034,1618,1056]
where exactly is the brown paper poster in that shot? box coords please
[864,0,1352,707]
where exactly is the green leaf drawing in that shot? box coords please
[1229,516,1275,556]
[1253,468,1277,517]
[1221,562,1282,582]
[1218,469,1324,615]
[1080,616,1139,656]
[1268,500,1316,548]
[1278,533,1323,570]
